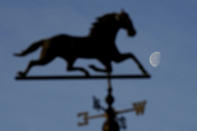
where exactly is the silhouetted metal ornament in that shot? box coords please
[93,96,105,111]
[106,89,114,106]
[118,116,127,129]
[14,10,150,79]
[103,78,120,131]
[14,10,151,131]
[77,75,147,130]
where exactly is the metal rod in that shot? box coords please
[88,114,106,119]
[15,74,151,80]
[115,108,134,115]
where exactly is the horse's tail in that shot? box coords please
[14,40,44,57]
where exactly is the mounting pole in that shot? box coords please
[102,73,120,131]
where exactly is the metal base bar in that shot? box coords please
[15,74,151,80]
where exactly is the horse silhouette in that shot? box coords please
[14,10,148,77]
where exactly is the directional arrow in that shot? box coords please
[116,100,147,115]
[77,100,147,126]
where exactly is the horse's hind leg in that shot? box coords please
[66,58,90,76]
[18,56,55,77]
[114,53,148,75]
[18,60,40,77]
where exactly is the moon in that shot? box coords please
[149,51,161,67]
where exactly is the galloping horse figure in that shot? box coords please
[14,10,148,77]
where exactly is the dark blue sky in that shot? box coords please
[1,0,197,131]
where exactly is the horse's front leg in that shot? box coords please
[66,59,90,77]
[113,53,149,75]
[89,59,112,73]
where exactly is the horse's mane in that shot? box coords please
[89,13,117,37]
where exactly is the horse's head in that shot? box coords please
[116,10,136,37]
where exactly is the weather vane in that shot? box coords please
[77,76,147,131]
[14,10,151,131]
[14,10,149,79]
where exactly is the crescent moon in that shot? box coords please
[149,51,161,67]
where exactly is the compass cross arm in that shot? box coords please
[77,111,106,126]
[115,108,134,115]
[115,100,147,116]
